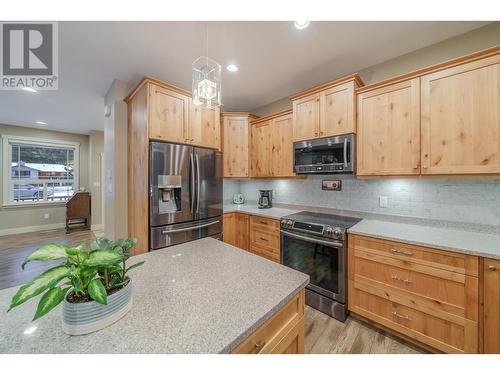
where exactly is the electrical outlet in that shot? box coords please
[43,213,50,219]
[379,196,388,208]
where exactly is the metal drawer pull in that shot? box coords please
[259,237,269,242]
[489,265,497,271]
[391,275,412,284]
[391,248,414,256]
[391,311,411,321]
[253,341,266,354]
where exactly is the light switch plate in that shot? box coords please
[379,196,388,208]
[322,180,342,191]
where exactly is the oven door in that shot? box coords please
[280,229,346,303]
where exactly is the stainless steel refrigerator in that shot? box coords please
[149,141,223,250]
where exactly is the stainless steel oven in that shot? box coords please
[280,211,361,322]
[294,133,355,174]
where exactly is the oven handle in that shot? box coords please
[281,230,344,248]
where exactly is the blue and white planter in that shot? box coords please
[62,280,133,335]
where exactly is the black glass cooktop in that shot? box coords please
[282,211,361,229]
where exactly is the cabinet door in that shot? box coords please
[484,258,500,353]
[320,81,356,137]
[223,213,236,246]
[234,213,249,251]
[271,113,295,177]
[189,103,221,149]
[222,116,250,178]
[421,55,500,175]
[357,78,421,176]
[251,121,272,177]
[149,84,189,142]
[293,94,320,141]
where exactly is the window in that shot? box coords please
[2,135,80,206]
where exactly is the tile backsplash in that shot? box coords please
[224,176,500,226]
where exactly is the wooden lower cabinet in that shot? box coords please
[348,234,479,353]
[232,290,305,354]
[223,213,249,251]
[483,258,500,353]
[249,216,281,262]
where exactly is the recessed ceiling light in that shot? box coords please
[35,121,47,125]
[22,87,38,93]
[294,21,310,30]
[226,64,239,72]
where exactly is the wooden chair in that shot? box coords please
[66,192,91,233]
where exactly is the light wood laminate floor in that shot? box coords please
[0,228,96,290]
[305,306,425,354]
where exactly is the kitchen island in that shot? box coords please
[0,238,309,354]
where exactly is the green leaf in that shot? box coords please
[32,286,67,321]
[110,239,124,249]
[65,243,86,256]
[125,261,145,274]
[22,244,69,269]
[84,249,122,267]
[8,265,70,311]
[88,279,107,305]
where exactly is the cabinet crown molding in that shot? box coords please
[124,76,192,103]
[288,73,363,101]
[356,44,500,94]
[250,109,292,125]
[221,112,259,120]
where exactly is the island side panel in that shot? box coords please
[231,289,305,354]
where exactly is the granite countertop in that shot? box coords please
[223,203,300,220]
[225,202,500,260]
[348,219,500,260]
[0,238,309,354]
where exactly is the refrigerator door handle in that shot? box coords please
[161,220,220,234]
[195,153,201,214]
[190,152,195,213]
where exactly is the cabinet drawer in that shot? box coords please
[351,235,478,277]
[250,243,280,262]
[250,216,280,232]
[232,290,305,354]
[353,256,470,310]
[251,227,280,249]
[350,288,478,353]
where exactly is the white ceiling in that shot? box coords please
[0,21,489,134]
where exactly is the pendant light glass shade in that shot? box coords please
[192,56,222,108]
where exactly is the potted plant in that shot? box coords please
[7,237,144,335]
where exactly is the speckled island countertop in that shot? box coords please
[0,238,309,354]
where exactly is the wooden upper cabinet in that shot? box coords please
[357,78,421,176]
[292,94,320,141]
[290,74,362,142]
[251,120,272,177]
[421,54,500,175]
[222,113,254,178]
[483,258,500,354]
[149,84,190,143]
[189,103,221,149]
[319,81,356,137]
[271,112,295,177]
[250,110,295,178]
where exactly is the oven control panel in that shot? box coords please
[280,219,345,240]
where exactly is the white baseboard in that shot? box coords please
[91,223,104,231]
[0,222,66,237]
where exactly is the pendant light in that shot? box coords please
[192,23,222,108]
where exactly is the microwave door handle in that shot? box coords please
[343,138,348,168]
[281,230,344,248]
[190,153,195,213]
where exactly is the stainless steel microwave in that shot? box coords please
[293,133,355,174]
